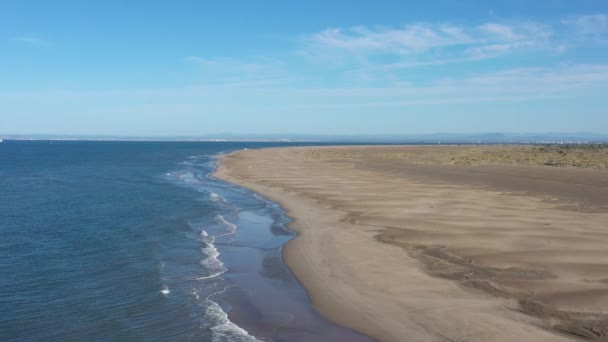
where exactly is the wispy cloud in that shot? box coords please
[180,15,607,89]
[563,14,607,38]
[309,24,477,55]
[12,35,52,47]
[307,20,552,62]
[6,16,605,111]
[478,23,521,41]
[301,15,608,71]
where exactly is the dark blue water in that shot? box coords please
[0,141,371,342]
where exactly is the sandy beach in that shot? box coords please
[215,145,608,341]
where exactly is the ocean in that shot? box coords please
[0,141,371,341]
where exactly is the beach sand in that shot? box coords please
[215,145,608,341]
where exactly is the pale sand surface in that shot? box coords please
[215,145,608,341]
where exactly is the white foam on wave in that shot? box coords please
[161,285,170,296]
[204,299,261,342]
[198,232,228,280]
[202,239,220,260]
[167,170,204,186]
[179,171,200,184]
[216,215,237,236]
[209,192,226,202]
[197,272,225,281]
[190,289,200,301]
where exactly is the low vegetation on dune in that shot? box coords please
[306,144,608,169]
[449,144,608,168]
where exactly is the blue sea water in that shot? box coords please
[0,141,371,342]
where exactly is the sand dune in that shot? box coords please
[216,145,608,341]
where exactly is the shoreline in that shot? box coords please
[215,145,608,341]
[214,157,381,340]
[211,151,375,341]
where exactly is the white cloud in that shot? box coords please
[478,23,520,41]
[183,15,605,88]
[563,14,607,37]
[309,23,477,54]
[465,41,536,60]
[300,14,608,69]
[304,19,557,70]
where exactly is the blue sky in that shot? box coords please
[1,0,607,136]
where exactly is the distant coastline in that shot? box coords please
[2,132,607,144]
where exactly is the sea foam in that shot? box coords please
[204,299,261,342]
[209,192,226,202]
[198,232,227,280]
[216,215,237,235]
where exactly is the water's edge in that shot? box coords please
[210,151,374,342]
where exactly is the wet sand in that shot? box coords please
[215,145,608,341]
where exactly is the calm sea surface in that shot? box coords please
[0,141,371,341]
